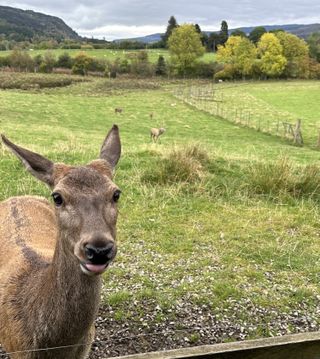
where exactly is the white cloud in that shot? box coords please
[1,0,319,40]
[79,25,166,40]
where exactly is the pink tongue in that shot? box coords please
[85,264,107,273]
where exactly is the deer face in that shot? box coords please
[1,125,121,276]
[52,161,120,275]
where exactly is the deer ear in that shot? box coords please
[100,125,121,169]
[1,134,54,187]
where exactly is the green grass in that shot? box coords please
[0,48,216,63]
[177,80,320,148]
[1,78,320,341]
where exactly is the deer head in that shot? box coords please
[1,125,121,276]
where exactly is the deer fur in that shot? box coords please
[114,107,123,114]
[0,125,121,359]
[150,127,166,142]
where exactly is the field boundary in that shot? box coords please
[113,331,320,359]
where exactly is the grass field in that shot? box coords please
[177,81,320,149]
[1,77,320,353]
[0,48,217,63]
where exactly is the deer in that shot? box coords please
[150,128,166,143]
[0,125,121,359]
[114,107,123,114]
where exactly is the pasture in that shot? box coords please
[1,77,320,357]
[0,48,217,63]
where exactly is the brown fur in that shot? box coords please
[150,127,166,142]
[0,126,121,359]
[114,107,123,114]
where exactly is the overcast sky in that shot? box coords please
[1,0,319,40]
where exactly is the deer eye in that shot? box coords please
[112,190,121,203]
[52,192,64,207]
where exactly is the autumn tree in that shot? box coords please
[216,36,257,78]
[162,16,178,47]
[168,24,205,75]
[275,32,309,78]
[257,33,287,77]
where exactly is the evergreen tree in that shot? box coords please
[155,55,167,76]
[194,24,201,34]
[162,16,178,47]
[208,33,220,51]
[249,26,267,44]
[219,20,229,45]
[231,29,247,38]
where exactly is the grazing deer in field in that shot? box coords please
[0,125,121,359]
[150,127,166,143]
[114,107,123,114]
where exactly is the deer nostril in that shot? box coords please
[85,246,95,260]
[84,242,115,264]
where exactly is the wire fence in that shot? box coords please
[173,83,318,148]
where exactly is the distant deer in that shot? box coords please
[0,125,121,359]
[114,107,123,114]
[150,127,166,142]
[149,112,154,120]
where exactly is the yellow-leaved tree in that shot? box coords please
[257,33,287,78]
[216,36,257,79]
[275,31,309,78]
[168,24,205,75]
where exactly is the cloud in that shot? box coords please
[1,0,320,39]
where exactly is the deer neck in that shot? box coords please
[15,230,102,347]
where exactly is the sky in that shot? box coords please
[1,0,320,40]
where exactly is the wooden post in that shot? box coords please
[317,129,320,149]
[293,119,303,146]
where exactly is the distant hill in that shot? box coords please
[116,23,320,43]
[0,6,80,41]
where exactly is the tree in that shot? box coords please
[257,33,287,77]
[275,31,309,78]
[168,24,205,75]
[194,23,207,46]
[194,24,201,34]
[216,36,257,78]
[231,29,247,38]
[307,32,320,62]
[249,26,267,44]
[155,55,167,76]
[162,16,178,47]
[219,20,229,45]
[208,32,220,52]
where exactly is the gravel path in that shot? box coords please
[1,298,320,359]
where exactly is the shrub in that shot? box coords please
[214,64,236,81]
[246,157,320,200]
[72,52,93,75]
[39,52,56,73]
[9,50,34,72]
[56,52,73,69]
[0,72,84,90]
[155,55,167,76]
[0,56,10,68]
[194,61,221,78]
[141,144,209,185]
[130,51,155,77]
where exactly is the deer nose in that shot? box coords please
[84,242,115,264]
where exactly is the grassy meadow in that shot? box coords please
[1,76,320,348]
[0,48,217,63]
